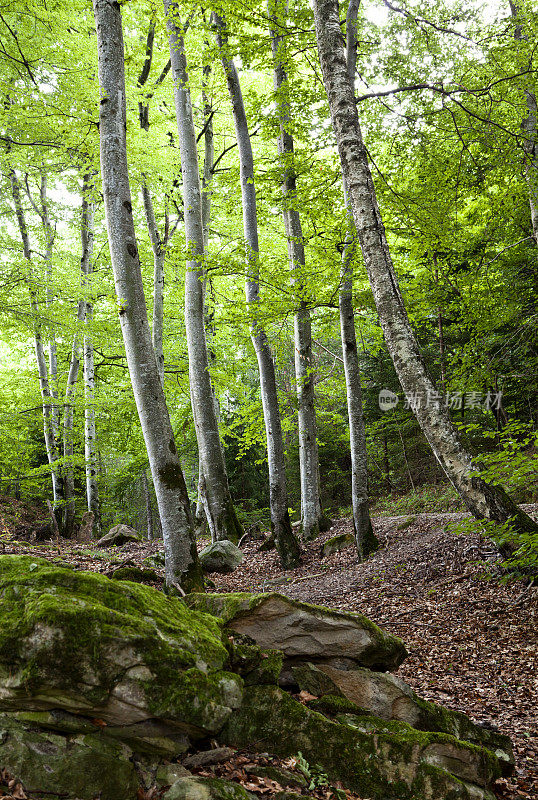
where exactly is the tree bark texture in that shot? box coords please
[339,0,377,560]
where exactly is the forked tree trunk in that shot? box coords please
[215,12,301,568]
[269,0,323,540]
[9,170,63,517]
[339,0,377,560]
[312,0,538,545]
[93,0,202,589]
[164,0,242,544]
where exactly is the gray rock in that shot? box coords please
[156,764,192,785]
[183,746,235,768]
[96,524,142,547]
[321,532,354,557]
[295,663,513,772]
[199,541,244,574]
[0,717,139,800]
[221,685,501,800]
[184,592,407,671]
[164,776,256,800]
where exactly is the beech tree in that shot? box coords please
[214,11,301,568]
[93,0,202,589]
[164,0,242,545]
[312,0,538,544]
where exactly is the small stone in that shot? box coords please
[183,746,235,768]
[96,524,142,547]
[199,541,244,574]
[321,532,354,557]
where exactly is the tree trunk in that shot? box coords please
[509,2,538,241]
[141,184,166,385]
[215,12,301,568]
[93,0,202,589]
[9,170,63,519]
[339,0,377,560]
[81,184,101,535]
[164,0,242,544]
[312,0,538,544]
[269,0,323,541]
[141,469,154,540]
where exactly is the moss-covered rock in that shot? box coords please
[0,555,242,739]
[110,566,162,583]
[296,663,513,774]
[0,716,139,800]
[321,532,354,557]
[199,541,243,575]
[163,776,256,800]
[183,592,407,671]
[220,685,500,800]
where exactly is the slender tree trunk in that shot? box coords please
[195,55,216,536]
[269,0,323,540]
[312,0,538,545]
[214,12,301,568]
[141,185,166,385]
[62,299,85,538]
[164,0,242,544]
[509,2,538,241]
[9,170,63,517]
[93,0,202,589]
[141,469,154,540]
[80,185,101,535]
[37,175,61,461]
[339,0,377,559]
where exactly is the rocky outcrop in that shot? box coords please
[221,685,500,800]
[0,557,512,800]
[292,663,513,772]
[183,592,408,671]
[96,524,142,547]
[199,541,244,574]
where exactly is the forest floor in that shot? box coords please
[1,497,537,800]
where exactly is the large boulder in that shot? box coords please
[199,541,244,574]
[0,556,242,743]
[96,524,143,547]
[184,592,407,671]
[220,685,500,800]
[293,663,513,772]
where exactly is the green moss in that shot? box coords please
[307,694,368,717]
[110,566,161,583]
[220,686,500,800]
[0,556,239,732]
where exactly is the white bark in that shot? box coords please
[93,0,202,588]
[9,170,63,514]
[215,12,301,567]
[509,2,538,241]
[141,184,166,385]
[164,0,242,544]
[339,0,377,559]
[312,0,538,544]
[80,184,101,534]
[269,0,322,540]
